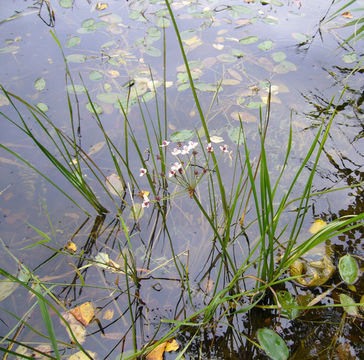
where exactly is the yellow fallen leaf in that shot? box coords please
[108,70,120,78]
[165,339,179,352]
[309,219,327,234]
[69,302,94,326]
[96,3,108,10]
[342,11,353,19]
[103,309,114,320]
[66,241,77,252]
[146,339,179,360]
[68,350,96,360]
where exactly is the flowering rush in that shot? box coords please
[139,168,147,177]
[160,140,170,147]
[206,143,213,153]
[168,162,182,177]
[220,144,229,153]
[142,193,150,208]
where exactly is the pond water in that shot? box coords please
[0,0,363,359]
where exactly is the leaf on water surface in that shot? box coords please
[36,102,48,112]
[217,54,237,63]
[258,40,274,51]
[229,5,254,17]
[89,70,103,81]
[227,68,243,81]
[342,52,357,63]
[145,46,161,57]
[146,339,180,360]
[170,129,195,142]
[292,32,311,43]
[142,91,155,102]
[183,35,202,48]
[107,70,120,78]
[68,351,97,360]
[65,241,77,252]
[88,141,105,156]
[66,54,87,63]
[341,11,353,19]
[103,309,114,320]
[96,92,121,104]
[272,51,286,62]
[339,255,358,284]
[69,302,95,326]
[106,173,124,197]
[309,219,327,234]
[0,45,19,54]
[222,79,240,85]
[156,16,170,28]
[94,252,122,273]
[86,102,103,115]
[262,16,279,25]
[61,311,86,344]
[59,0,73,8]
[210,135,224,143]
[180,29,196,40]
[239,36,259,45]
[66,84,86,94]
[95,2,108,10]
[257,328,289,360]
[228,127,244,145]
[0,279,18,302]
[34,77,46,91]
[195,82,219,92]
[340,294,360,317]
[0,93,10,106]
[360,295,364,314]
[274,60,296,74]
[276,290,299,319]
[66,36,81,48]
[177,83,190,91]
[129,203,144,221]
[246,101,265,109]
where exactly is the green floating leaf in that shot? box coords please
[156,17,170,28]
[86,102,103,115]
[170,129,195,142]
[272,51,286,62]
[230,5,254,17]
[97,92,122,104]
[142,91,155,102]
[195,82,218,92]
[263,16,279,25]
[177,83,190,91]
[339,255,358,284]
[129,10,142,21]
[145,46,161,57]
[257,328,289,360]
[239,36,259,45]
[146,26,161,43]
[272,0,284,6]
[228,127,244,145]
[258,40,274,51]
[292,32,311,43]
[34,77,46,91]
[129,203,144,221]
[59,0,73,8]
[89,70,103,81]
[274,60,296,74]
[66,36,81,48]
[342,52,357,63]
[246,101,264,109]
[232,48,245,58]
[340,293,359,316]
[0,279,18,302]
[217,54,236,63]
[36,102,49,112]
[66,54,86,63]
[101,40,116,49]
[181,29,196,40]
[276,291,299,320]
[66,85,86,94]
[0,45,19,54]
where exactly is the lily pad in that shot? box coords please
[228,127,244,145]
[34,77,46,91]
[59,0,73,8]
[274,60,296,74]
[156,17,170,28]
[239,36,259,45]
[342,52,357,63]
[36,102,49,112]
[145,46,161,57]
[263,16,279,25]
[292,32,311,43]
[66,36,81,48]
[257,328,289,360]
[86,102,103,115]
[66,54,86,63]
[66,85,86,94]
[339,255,358,284]
[89,70,103,81]
[272,51,286,62]
[97,92,122,104]
[258,40,274,51]
[170,129,195,142]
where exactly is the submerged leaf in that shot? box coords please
[66,36,81,48]
[86,102,103,115]
[342,52,357,63]
[257,328,289,360]
[228,127,244,145]
[69,302,95,326]
[89,70,103,81]
[59,0,73,8]
[170,129,194,142]
[0,279,18,302]
[239,36,259,45]
[258,40,274,51]
[34,77,46,91]
[68,351,97,360]
[66,54,87,63]
[340,294,359,316]
[106,173,124,197]
[274,60,296,74]
[339,255,358,284]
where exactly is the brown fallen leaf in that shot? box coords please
[342,11,353,19]
[96,3,108,10]
[146,339,180,360]
[69,302,95,326]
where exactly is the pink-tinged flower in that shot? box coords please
[171,148,181,156]
[142,194,150,208]
[206,143,214,153]
[220,144,229,153]
[181,145,190,155]
[168,169,176,178]
[187,141,198,151]
[160,140,170,147]
[171,162,182,172]
[139,168,147,177]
